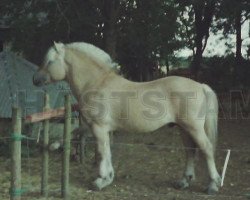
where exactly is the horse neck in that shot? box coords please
[64,49,112,100]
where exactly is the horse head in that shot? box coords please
[33,42,67,86]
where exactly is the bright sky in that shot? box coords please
[176,20,250,58]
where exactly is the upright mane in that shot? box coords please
[66,42,116,69]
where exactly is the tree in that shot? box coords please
[215,0,250,84]
[117,0,181,81]
[192,0,216,77]
[177,0,216,78]
[0,0,104,63]
[82,0,128,60]
[102,0,122,59]
[0,0,192,82]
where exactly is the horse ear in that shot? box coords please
[53,41,64,53]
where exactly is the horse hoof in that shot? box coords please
[90,183,101,191]
[92,177,113,190]
[92,178,105,190]
[174,179,190,190]
[206,183,219,195]
[206,187,218,195]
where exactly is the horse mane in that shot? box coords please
[66,42,116,70]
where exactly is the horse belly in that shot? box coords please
[115,113,173,133]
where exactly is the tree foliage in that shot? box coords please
[116,0,181,80]
[1,0,250,85]
[213,0,250,84]
[0,0,183,81]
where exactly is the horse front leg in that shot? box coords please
[91,124,114,190]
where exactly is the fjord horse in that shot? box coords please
[33,42,221,194]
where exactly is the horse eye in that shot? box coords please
[47,60,53,66]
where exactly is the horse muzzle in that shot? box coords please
[33,72,49,86]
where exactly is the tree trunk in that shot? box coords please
[192,29,203,79]
[0,40,3,52]
[234,9,243,85]
[103,0,118,60]
[235,10,242,65]
[103,19,117,59]
[166,57,170,76]
[191,0,215,80]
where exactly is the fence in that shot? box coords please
[9,94,72,200]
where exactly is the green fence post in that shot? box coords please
[41,93,50,197]
[61,94,71,200]
[10,107,22,200]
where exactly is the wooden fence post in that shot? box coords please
[61,94,71,200]
[10,107,22,200]
[41,93,50,197]
[79,115,85,164]
[80,135,86,164]
[110,131,114,146]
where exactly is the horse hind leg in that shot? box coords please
[188,126,221,195]
[175,131,197,189]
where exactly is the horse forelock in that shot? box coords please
[65,42,115,69]
[44,47,57,65]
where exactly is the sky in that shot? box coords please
[176,20,250,58]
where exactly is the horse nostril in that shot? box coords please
[33,73,44,86]
[33,75,39,86]
[33,71,50,86]
[33,79,41,86]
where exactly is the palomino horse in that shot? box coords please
[33,42,221,194]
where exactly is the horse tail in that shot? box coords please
[202,84,218,154]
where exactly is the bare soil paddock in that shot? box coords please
[0,119,250,200]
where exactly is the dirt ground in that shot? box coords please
[0,119,250,200]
